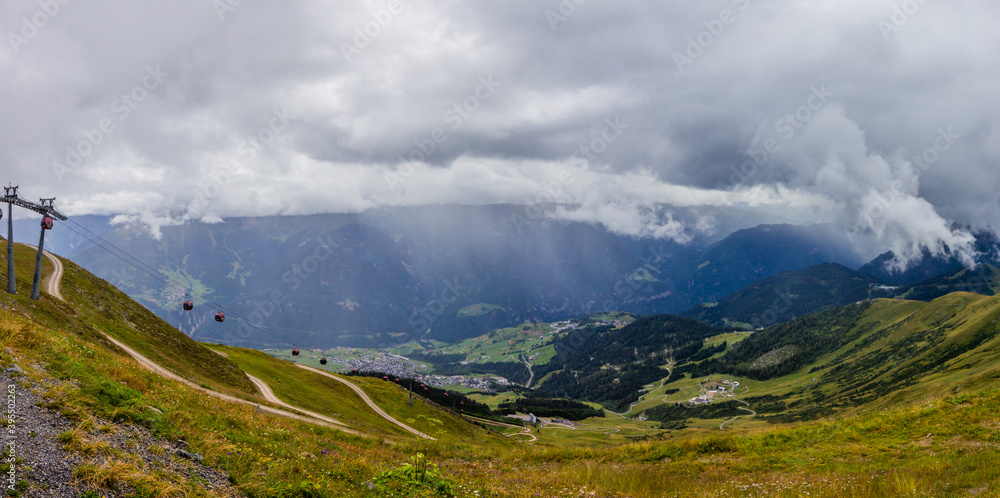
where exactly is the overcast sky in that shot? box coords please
[2,0,998,266]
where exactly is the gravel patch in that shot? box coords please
[3,363,243,497]
[3,368,83,496]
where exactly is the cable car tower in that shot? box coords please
[2,185,68,300]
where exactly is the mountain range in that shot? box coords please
[11,205,996,348]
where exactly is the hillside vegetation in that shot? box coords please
[681,263,892,328]
[532,315,723,410]
[5,239,1000,496]
[668,293,1000,424]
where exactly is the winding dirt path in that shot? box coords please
[720,398,756,430]
[42,248,64,300]
[297,365,435,440]
[522,354,535,388]
[39,249,363,435]
[23,245,65,301]
[462,415,537,442]
[507,428,537,442]
[461,414,524,429]
[100,331,361,435]
[610,363,675,419]
[245,373,351,428]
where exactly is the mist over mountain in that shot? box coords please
[22,205,864,348]
[859,230,1000,286]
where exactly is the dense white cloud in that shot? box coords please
[2,0,999,267]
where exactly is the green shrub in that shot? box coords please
[373,453,455,497]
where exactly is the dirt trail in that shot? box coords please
[100,332,361,435]
[244,373,351,428]
[42,248,64,300]
[522,354,535,388]
[610,363,675,419]
[720,399,756,430]
[463,416,537,442]
[39,249,362,435]
[23,245,65,301]
[297,365,435,440]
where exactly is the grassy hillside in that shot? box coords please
[894,264,1000,301]
[662,293,1000,425]
[10,294,1000,496]
[2,240,253,396]
[207,344,498,444]
[6,239,1000,496]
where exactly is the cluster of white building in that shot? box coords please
[689,379,739,405]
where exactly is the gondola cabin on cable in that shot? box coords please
[292,348,300,356]
[215,312,225,322]
[350,369,359,375]
[182,293,194,311]
[41,217,54,229]
[320,358,327,365]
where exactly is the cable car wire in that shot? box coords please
[55,219,302,346]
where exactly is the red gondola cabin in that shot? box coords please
[320,358,327,365]
[182,301,193,311]
[214,312,225,322]
[41,218,53,230]
[292,349,299,356]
